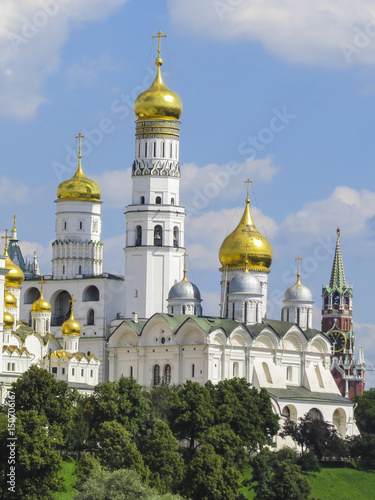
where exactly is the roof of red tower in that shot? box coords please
[329,227,349,291]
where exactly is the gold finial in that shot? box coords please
[337,226,340,239]
[12,214,17,232]
[245,179,252,202]
[2,229,10,251]
[69,295,76,312]
[183,252,188,281]
[38,276,45,294]
[152,30,167,62]
[295,256,302,284]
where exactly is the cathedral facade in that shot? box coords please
[1,33,363,442]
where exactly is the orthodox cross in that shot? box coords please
[245,179,252,199]
[183,252,188,281]
[152,30,167,58]
[295,256,302,284]
[38,277,46,294]
[69,295,76,312]
[12,214,17,232]
[1,229,9,250]
[75,133,84,159]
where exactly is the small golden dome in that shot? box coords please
[4,247,24,288]
[134,57,182,121]
[5,290,17,308]
[32,291,51,313]
[219,198,273,271]
[62,309,81,336]
[4,308,14,330]
[57,161,101,202]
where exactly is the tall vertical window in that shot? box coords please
[153,365,160,386]
[192,364,195,378]
[155,196,162,204]
[170,143,172,157]
[162,142,165,157]
[145,142,148,157]
[135,225,142,246]
[153,142,156,157]
[154,225,163,246]
[140,196,145,204]
[164,364,171,384]
[79,265,82,274]
[173,226,179,248]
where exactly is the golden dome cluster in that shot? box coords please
[57,133,101,202]
[219,198,273,272]
[134,32,182,121]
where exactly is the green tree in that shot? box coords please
[0,409,64,500]
[145,380,178,422]
[74,467,184,500]
[209,378,279,451]
[94,420,146,476]
[251,448,311,500]
[347,433,375,469]
[180,444,242,500]
[168,380,215,454]
[353,388,375,434]
[64,397,90,458]
[142,420,184,493]
[202,423,246,466]
[8,365,75,429]
[75,452,101,486]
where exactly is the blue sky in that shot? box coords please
[1,0,375,383]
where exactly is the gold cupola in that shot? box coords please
[219,188,273,272]
[5,290,17,308]
[61,296,81,336]
[3,308,14,330]
[3,230,24,289]
[57,133,101,202]
[31,279,51,313]
[134,31,182,121]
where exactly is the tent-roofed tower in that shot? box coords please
[124,31,185,318]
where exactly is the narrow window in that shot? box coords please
[171,197,175,205]
[315,365,324,388]
[72,368,75,376]
[79,265,82,274]
[62,368,65,375]
[153,365,160,386]
[52,367,57,374]
[153,142,156,157]
[87,309,94,325]
[145,142,148,157]
[287,366,293,382]
[262,362,272,384]
[164,364,171,384]
[182,306,186,314]
[154,225,163,246]
[162,142,165,157]
[296,308,300,325]
[192,364,195,378]
[135,225,142,246]
[244,302,248,323]
[90,370,93,377]
[173,226,179,248]
[170,143,172,157]
[232,302,235,320]
[81,369,84,377]
[63,265,65,274]
[130,366,133,378]
[140,196,145,204]
[156,196,162,204]
[138,142,141,157]
[64,221,67,230]
[233,362,239,377]
[79,221,83,230]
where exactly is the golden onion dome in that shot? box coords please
[31,291,51,313]
[3,308,14,330]
[219,198,273,271]
[4,290,17,308]
[62,309,81,336]
[134,56,182,121]
[4,247,24,288]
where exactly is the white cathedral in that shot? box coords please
[0,34,360,443]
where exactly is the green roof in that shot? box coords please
[266,386,352,405]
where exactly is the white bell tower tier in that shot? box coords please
[124,32,185,319]
[52,133,103,280]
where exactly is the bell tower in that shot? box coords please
[124,32,185,318]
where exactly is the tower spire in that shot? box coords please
[183,252,188,281]
[75,132,85,176]
[295,256,302,284]
[329,226,347,289]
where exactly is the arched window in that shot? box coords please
[262,362,273,384]
[140,196,145,204]
[153,365,160,386]
[135,225,142,246]
[171,197,175,205]
[173,226,179,248]
[164,364,171,384]
[87,309,94,325]
[307,408,323,420]
[155,196,162,204]
[24,287,40,304]
[154,225,163,246]
[83,286,99,302]
[52,290,71,326]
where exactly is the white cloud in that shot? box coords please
[0,0,129,119]
[169,0,375,66]
[0,177,30,204]
[66,53,120,89]
[181,156,278,216]
[93,168,131,209]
